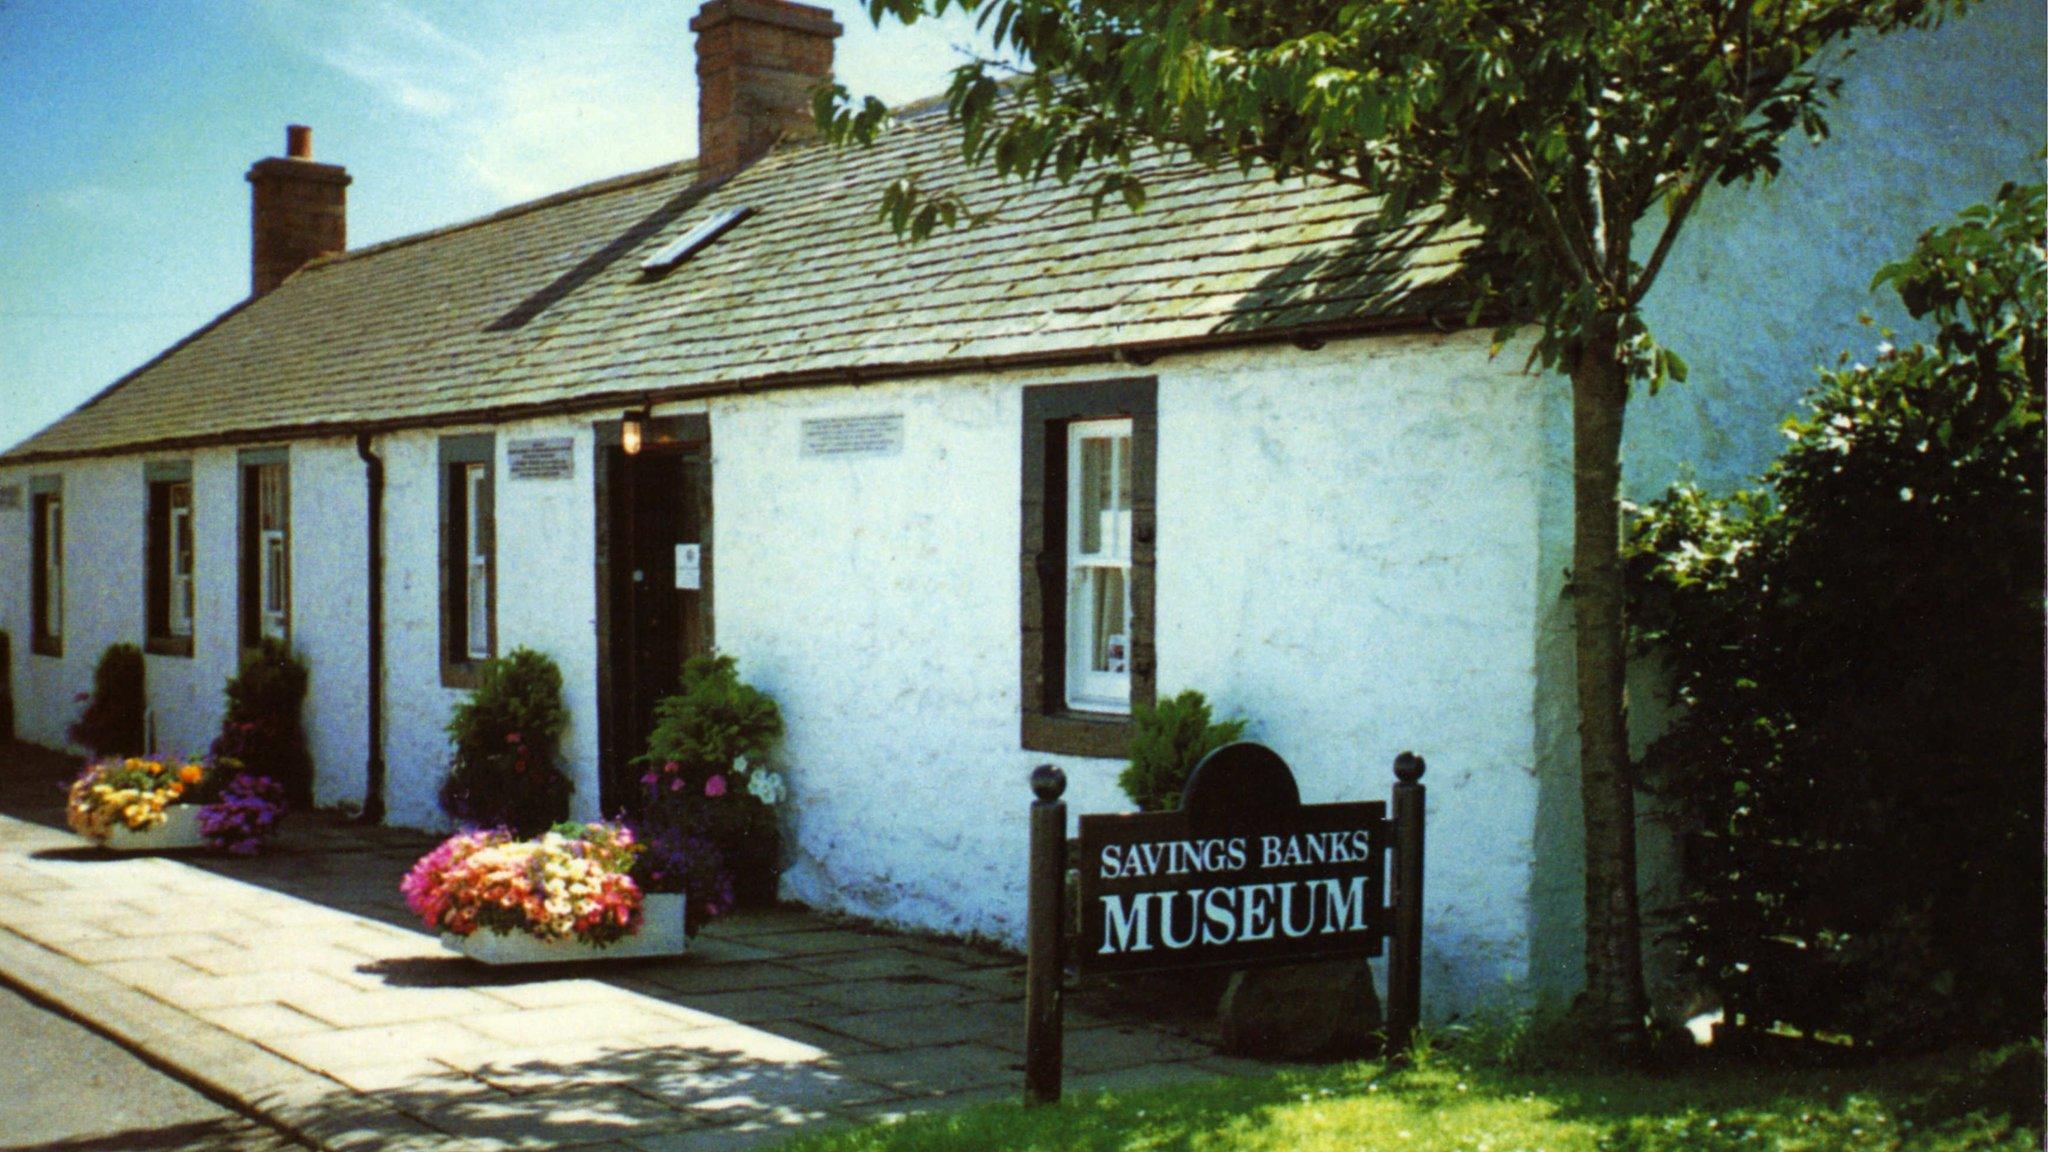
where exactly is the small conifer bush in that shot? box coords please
[1120,689,1247,812]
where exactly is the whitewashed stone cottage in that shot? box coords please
[2,0,2038,1010]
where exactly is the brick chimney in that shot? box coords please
[691,0,843,184]
[245,125,351,297]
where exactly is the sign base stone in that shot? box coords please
[1217,959,1383,1061]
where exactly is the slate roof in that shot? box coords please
[4,104,1475,462]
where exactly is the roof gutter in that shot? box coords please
[1,310,1481,465]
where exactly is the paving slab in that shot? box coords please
[0,745,1252,1150]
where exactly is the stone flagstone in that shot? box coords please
[0,772,1249,1151]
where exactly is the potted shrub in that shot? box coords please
[438,648,572,836]
[401,821,686,965]
[636,654,787,912]
[67,755,213,850]
[211,640,314,808]
[70,644,146,758]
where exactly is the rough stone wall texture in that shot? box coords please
[374,418,614,831]
[1630,0,2046,497]
[376,429,470,829]
[713,335,1558,1010]
[289,439,370,810]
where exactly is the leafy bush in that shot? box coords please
[1119,689,1247,811]
[438,648,572,836]
[635,653,786,915]
[210,640,313,807]
[69,643,146,757]
[1627,182,2044,1050]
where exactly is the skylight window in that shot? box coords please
[640,205,753,273]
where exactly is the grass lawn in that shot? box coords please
[776,1043,2039,1152]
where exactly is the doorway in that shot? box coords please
[594,414,712,813]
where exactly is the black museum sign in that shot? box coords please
[1022,742,1426,1103]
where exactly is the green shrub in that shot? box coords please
[1627,182,2044,1051]
[636,653,786,910]
[210,639,314,806]
[438,648,572,836]
[70,643,146,757]
[1119,689,1247,811]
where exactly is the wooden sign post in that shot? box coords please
[1024,743,1426,1105]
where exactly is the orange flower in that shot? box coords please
[145,762,164,776]
[178,764,204,785]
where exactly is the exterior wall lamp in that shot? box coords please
[621,407,651,456]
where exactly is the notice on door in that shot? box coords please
[675,543,702,590]
[801,414,903,458]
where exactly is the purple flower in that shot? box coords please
[198,775,287,856]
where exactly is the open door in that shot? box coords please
[594,414,712,814]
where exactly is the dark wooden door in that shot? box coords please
[597,431,711,813]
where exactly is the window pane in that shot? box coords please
[169,494,194,638]
[261,529,286,638]
[256,463,288,534]
[467,561,489,658]
[1078,436,1111,555]
[1089,567,1128,674]
[44,499,62,639]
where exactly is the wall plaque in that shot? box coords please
[801,414,904,458]
[508,437,574,480]
[0,485,18,511]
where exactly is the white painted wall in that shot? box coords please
[714,335,1561,1009]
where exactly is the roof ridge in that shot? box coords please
[304,159,697,272]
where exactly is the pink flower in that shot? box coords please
[704,775,727,798]
[669,778,685,792]
[663,761,680,775]
[640,771,659,788]
[506,732,522,745]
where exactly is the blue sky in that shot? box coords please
[0,0,989,451]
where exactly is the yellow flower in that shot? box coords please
[146,762,164,776]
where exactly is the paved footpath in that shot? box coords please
[0,755,1260,1152]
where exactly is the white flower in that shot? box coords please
[733,754,750,777]
[748,770,786,806]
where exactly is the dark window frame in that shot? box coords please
[439,434,497,689]
[28,474,62,659]
[144,460,195,658]
[1020,377,1157,757]
[237,447,290,651]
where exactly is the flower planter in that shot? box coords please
[98,805,207,852]
[442,893,687,965]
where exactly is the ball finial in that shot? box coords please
[1030,764,1067,802]
[1394,752,1426,783]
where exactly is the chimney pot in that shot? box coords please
[247,125,351,297]
[691,0,842,184]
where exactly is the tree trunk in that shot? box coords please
[1570,322,1650,1060]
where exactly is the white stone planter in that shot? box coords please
[442,893,688,965]
[98,805,208,852]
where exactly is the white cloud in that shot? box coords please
[250,0,993,206]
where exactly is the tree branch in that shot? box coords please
[1630,173,1711,305]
